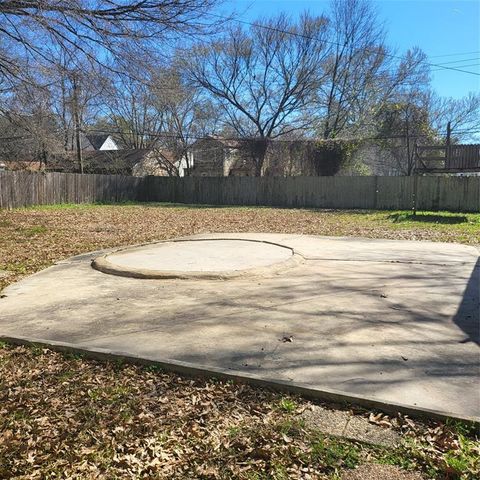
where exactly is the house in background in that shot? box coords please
[189,136,255,176]
[189,136,320,177]
[79,148,186,176]
[1,126,194,175]
[415,144,480,175]
[77,134,191,176]
[80,133,119,151]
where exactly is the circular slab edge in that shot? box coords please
[91,238,304,280]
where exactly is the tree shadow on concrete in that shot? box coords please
[454,258,479,346]
[2,252,479,415]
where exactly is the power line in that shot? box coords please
[431,63,480,72]
[85,128,461,144]
[429,50,480,58]
[2,126,477,145]
[451,128,480,134]
[435,57,479,65]
[10,17,480,97]
[204,13,480,77]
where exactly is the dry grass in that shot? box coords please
[1,343,478,479]
[0,203,479,478]
[1,203,479,291]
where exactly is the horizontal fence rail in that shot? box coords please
[416,144,480,172]
[1,172,479,212]
[0,172,143,209]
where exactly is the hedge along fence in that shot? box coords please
[1,171,479,212]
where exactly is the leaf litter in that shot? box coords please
[0,204,478,478]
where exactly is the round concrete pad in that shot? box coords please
[92,239,300,279]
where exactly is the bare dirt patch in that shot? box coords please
[341,464,425,480]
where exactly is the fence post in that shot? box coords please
[412,175,418,216]
[1,172,480,212]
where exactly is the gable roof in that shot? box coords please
[83,149,151,173]
[191,136,243,150]
[79,133,116,150]
[82,149,178,175]
[87,134,112,150]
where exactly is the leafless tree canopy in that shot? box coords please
[94,63,216,173]
[0,0,478,177]
[186,13,331,174]
[188,14,330,139]
[0,0,216,87]
[303,0,431,145]
[429,93,480,141]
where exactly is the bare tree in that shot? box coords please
[0,0,218,89]
[102,71,166,149]
[151,66,217,174]
[429,92,480,142]
[374,92,433,175]
[186,13,330,175]
[50,62,106,149]
[318,0,429,140]
[0,85,63,168]
[96,63,216,175]
[319,0,386,139]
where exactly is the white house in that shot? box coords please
[80,134,119,151]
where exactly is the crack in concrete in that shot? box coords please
[300,256,473,267]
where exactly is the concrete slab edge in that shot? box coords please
[1,334,478,427]
[187,232,480,258]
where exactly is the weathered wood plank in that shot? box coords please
[0,172,479,212]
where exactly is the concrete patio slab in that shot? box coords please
[92,238,301,279]
[1,234,478,421]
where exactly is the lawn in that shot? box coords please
[0,203,479,479]
[1,343,478,479]
[1,203,479,291]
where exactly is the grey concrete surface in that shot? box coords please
[1,234,479,419]
[92,238,301,279]
[300,406,401,447]
[103,239,293,272]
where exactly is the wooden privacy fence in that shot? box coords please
[0,172,143,209]
[416,144,480,172]
[1,171,479,212]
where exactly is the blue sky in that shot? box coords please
[220,0,479,100]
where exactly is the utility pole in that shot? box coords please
[72,73,83,174]
[446,121,451,168]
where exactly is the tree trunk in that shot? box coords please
[72,75,83,174]
[250,138,269,177]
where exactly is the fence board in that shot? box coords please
[0,172,479,212]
